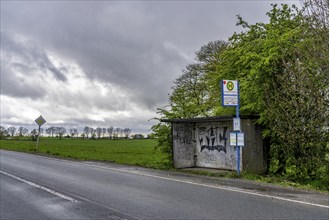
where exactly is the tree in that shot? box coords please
[102,128,107,138]
[147,133,156,139]
[46,126,56,137]
[7,127,16,137]
[197,40,231,116]
[0,126,8,139]
[133,134,144,139]
[30,129,38,141]
[58,127,66,139]
[83,126,91,138]
[169,64,210,118]
[55,127,66,139]
[18,127,29,137]
[89,127,96,139]
[96,127,103,139]
[69,128,78,138]
[123,128,131,139]
[196,40,228,68]
[301,0,329,185]
[113,128,122,139]
[151,122,172,162]
[306,0,329,34]
[107,126,113,139]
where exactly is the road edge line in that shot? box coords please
[0,170,78,203]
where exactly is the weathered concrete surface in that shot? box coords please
[172,123,195,168]
[241,119,266,173]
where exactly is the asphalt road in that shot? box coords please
[1,150,328,219]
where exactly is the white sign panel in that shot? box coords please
[223,96,238,106]
[222,80,239,106]
[237,132,245,146]
[230,132,237,146]
[230,132,245,146]
[233,117,241,131]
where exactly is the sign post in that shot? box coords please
[35,115,46,150]
[222,80,244,175]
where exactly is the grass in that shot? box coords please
[0,137,170,169]
[241,173,329,192]
[181,169,329,192]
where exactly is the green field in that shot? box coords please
[0,138,170,169]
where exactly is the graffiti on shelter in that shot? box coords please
[198,126,228,154]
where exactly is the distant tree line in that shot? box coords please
[81,126,132,139]
[1,126,32,138]
[0,125,145,140]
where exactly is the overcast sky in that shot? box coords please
[1,0,299,135]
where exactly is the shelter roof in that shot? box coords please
[161,115,259,123]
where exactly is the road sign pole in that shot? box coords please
[236,81,240,118]
[236,104,241,176]
[36,125,41,150]
[236,81,240,176]
[34,115,46,151]
[237,145,240,176]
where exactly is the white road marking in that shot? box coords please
[0,170,78,203]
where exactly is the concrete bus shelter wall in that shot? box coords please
[164,116,266,174]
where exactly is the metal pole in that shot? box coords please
[237,144,240,176]
[236,109,240,176]
[236,80,240,176]
[36,125,41,150]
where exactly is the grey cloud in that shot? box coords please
[48,66,66,81]
[0,67,46,98]
[1,44,45,98]
[1,32,67,98]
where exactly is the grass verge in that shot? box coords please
[0,137,171,169]
[181,169,329,192]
